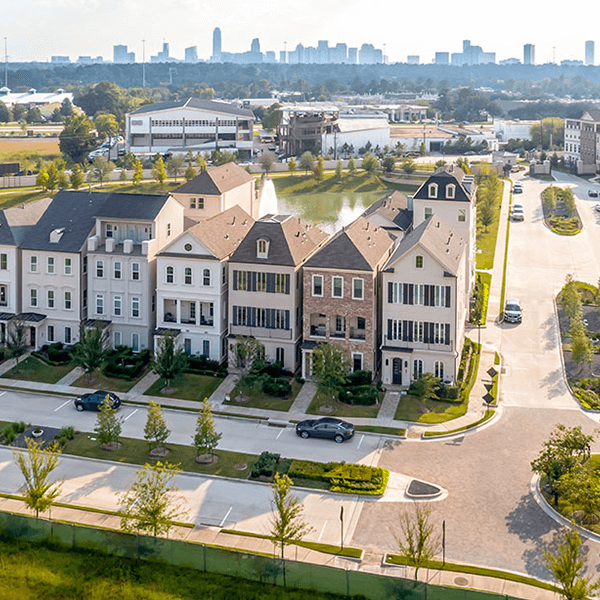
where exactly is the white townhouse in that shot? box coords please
[154,205,255,361]
[19,191,109,349]
[411,166,477,293]
[380,215,469,386]
[125,98,255,160]
[171,162,257,220]
[85,192,184,353]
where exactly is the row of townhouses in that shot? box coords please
[564,109,600,174]
[0,163,476,387]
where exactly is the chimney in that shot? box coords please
[87,236,98,251]
[105,238,114,252]
[123,239,133,254]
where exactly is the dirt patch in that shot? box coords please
[101,441,122,451]
[149,447,170,458]
[318,404,335,414]
[233,394,251,403]
[160,386,177,395]
[195,454,218,465]
[235,462,248,471]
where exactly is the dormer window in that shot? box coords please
[257,238,269,259]
[428,183,438,198]
[447,184,456,199]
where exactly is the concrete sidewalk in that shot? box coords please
[0,495,557,600]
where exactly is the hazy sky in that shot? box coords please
[1,0,598,65]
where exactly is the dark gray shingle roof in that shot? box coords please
[413,167,472,203]
[94,192,170,220]
[0,211,16,246]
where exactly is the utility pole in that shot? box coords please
[142,40,146,88]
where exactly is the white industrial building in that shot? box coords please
[0,87,74,108]
[493,119,534,143]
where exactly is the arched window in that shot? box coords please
[446,184,456,199]
[428,183,438,198]
[184,267,192,285]
[166,266,174,283]
[257,238,269,258]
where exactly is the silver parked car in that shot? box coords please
[504,299,522,323]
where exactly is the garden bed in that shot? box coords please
[306,389,382,418]
[143,373,224,401]
[541,186,582,235]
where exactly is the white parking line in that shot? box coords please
[220,506,233,527]
[317,521,327,542]
[357,434,364,449]
[123,408,138,422]
[276,428,284,439]
[54,399,71,412]
[0,392,5,398]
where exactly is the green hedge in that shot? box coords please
[249,451,280,479]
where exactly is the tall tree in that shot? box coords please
[258,150,276,175]
[94,113,119,140]
[71,324,108,381]
[287,157,296,176]
[88,155,115,187]
[132,159,144,186]
[361,152,379,177]
[299,151,315,175]
[311,343,350,401]
[184,165,196,182]
[313,155,325,182]
[570,316,594,374]
[233,335,264,373]
[153,335,188,388]
[13,438,62,519]
[193,398,222,459]
[94,394,124,448]
[543,529,599,600]
[59,114,96,163]
[269,473,312,586]
[562,276,583,324]
[347,155,356,175]
[144,401,171,452]
[195,154,207,172]
[335,159,343,180]
[397,503,441,580]
[118,461,187,537]
[166,154,186,182]
[480,200,495,233]
[555,463,600,525]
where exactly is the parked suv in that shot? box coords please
[504,299,522,323]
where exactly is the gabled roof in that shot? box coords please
[361,191,412,232]
[0,211,15,246]
[94,192,170,221]
[581,109,600,122]
[160,205,255,260]
[173,162,254,196]
[413,166,473,203]
[385,215,466,277]
[3,197,53,245]
[230,214,328,267]
[20,191,108,253]
[129,97,254,119]
[305,216,395,272]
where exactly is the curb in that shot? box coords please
[419,407,500,441]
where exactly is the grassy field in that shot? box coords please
[394,394,467,423]
[0,536,351,600]
[0,137,61,156]
[144,372,224,401]
[475,179,505,270]
[64,432,257,479]
[1,356,74,384]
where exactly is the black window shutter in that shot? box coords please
[232,306,238,325]
[285,274,290,294]
[429,286,435,307]
[267,273,275,293]
[266,309,271,328]
[388,282,393,304]
[408,321,414,342]
[285,310,290,330]
[445,323,450,344]
[408,284,414,305]
[233,270,238,290]
[403,283,408,304]
[445,286,451,308]
[402,320,408,341]
[424,285,430,306]
[423,322,430,344]
[271,308,276,328]
[388,319,392,341]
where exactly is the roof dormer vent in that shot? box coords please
[49,228,65,243]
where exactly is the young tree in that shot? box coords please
[287,157,296,176]
[152,157,167,186]
[413,373,441,401]
[132,159,144,186]
[46,163,59,192]
[311,343,350,401]
[361,152,379,177]
[71,324,108,381]
[562,187,576,216]
[186,149,194,166]
[313,155,325,182]
[531,424,594,505]
[480,200,495,233]
[401,157,417,174]
[543,529,599,600]
[269,472,312,586]
[88,155,115,187]
[94,394,124,448]
[7,319,28,372]
[193,398,222,459]
[347,155,356,175]
[119,168,128,182]
[166,154,186,182]
[13,438,62,519]
[555,464,600,525]
[562,276,583,324]
[258,150,276,175]
[335,159,343,181]
[70,163,85,190]
[153,335,188,388]
[397,503,441,580]
[184,165,196,182]
[233,335,264,373]
[144,401,171,452]
[382,155,395,173]
[570,316,594,374]
[36,168,50,191]
[299,151,315,175]
[195,153,207,172]
[118,461,186,537]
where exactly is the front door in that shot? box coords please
[29,326,35,348]
[184,338,192,355]
[392,358,402,385]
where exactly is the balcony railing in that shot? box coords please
[310,325,326,337]
[330,331,346,339]
[349,328,366,341]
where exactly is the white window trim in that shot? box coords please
[352,277,364,300]
[64,258,72,275]
[312,274,323,297]
[428,183,438,198]
[332,276,344,298]
[447,184,456,199]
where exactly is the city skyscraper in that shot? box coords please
[524,43,535,65]
[113,44,135,63]
[251,38,260,53]
[212,27,222,59]
[184,46,198,63]
[585,40,595,65]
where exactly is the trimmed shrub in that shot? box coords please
[338,385,378,405]
[343,370,372,387]
[103,346,150,380]
[186,355,227,377]
[261,375,292,398]
[574,388,600,410]
[249,451,280,479]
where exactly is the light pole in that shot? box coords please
[142,40,146,88]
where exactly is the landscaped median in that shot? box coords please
[384,553,560,595]
[422,410,495,438]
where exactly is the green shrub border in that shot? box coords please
[384,554,559,594]
[459,341,481,404]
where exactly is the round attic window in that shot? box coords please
[184,243,193,252]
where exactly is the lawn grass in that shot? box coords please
[63,432,257,479]
[394,394,467,423]
[306,389,381,418]
[72,368,150,394]
[475,179,504,270]
[385,553,559,594]
[475,271,492,325]
[0,536,353,600]
[227,380,302,412]
[422,409,495,437]
[1,356,74,384]
[143,372,224,401]
[354,424,406,436]
[0,189,50,210]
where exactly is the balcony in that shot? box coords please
[230,324,292,340]
[330,330,346,339]
[349,328,366,341]
[310,325,326,337]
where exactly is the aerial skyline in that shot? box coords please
[1,0,599,65]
